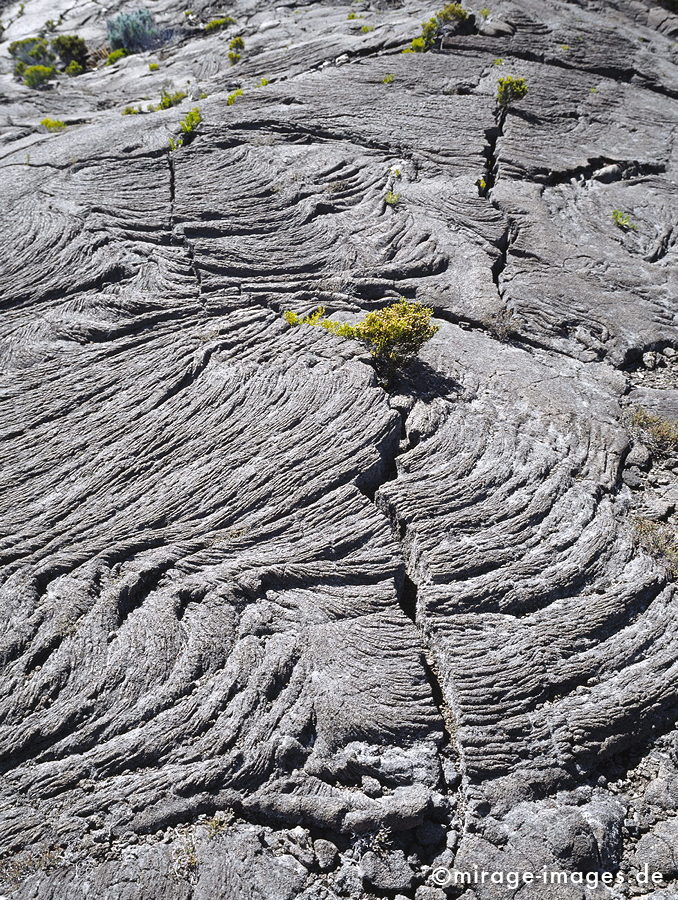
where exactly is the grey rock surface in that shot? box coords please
[0,0,676,898]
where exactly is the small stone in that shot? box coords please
[643,352,657,369]
[313,839,338,872]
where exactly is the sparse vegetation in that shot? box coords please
[51,35,88,69]
[9,37,55,74]
[256,77,269,87]
[169,107,202,150]
[629,407,678,456]
[40,118,66,131]
[361,24,374,33]
[404,3,468,53]
[382,73,395,84]
[107,8,160,52]
[23,65,55,88]
[226,88,243,105]
[106,48,128,65]
[479,6,491,18]
[347,12,363,19]
[228,35,244,64]
[65,60,84,76]
[149,62,159,71]
[634,517,678,578]
[612,209,637,231]
[122,105,142,115]
[155,87,188,110]
[205,17,236,33]
[493,57,504,65]
[496,75,528,108]
[384,190,400,206]
[283,299,439,378]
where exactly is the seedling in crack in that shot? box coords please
[496,75,528,108]
[403,3,468,53]
[612,209,637,231]
[282,299,439,381]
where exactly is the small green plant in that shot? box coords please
[44,19,57,32]
[149,61,159,71]
[612,209,637,231]
[122,105,142,115]
[629,407,678,455]
[382,73,395,84]
[384,190,400,206]
[18,3,25,15]
[283,299,439,379]
[256,77,269,87]
[634,517,678,578]
[51,35,88,68]
[228,34,244,62]
[65,60,83,76]
[559,43,570,51]
[107,9,160,52]
[106,48,128,65]
[477,175,487,192]
[23,65,55,88]
[205,17,236,33]
[361,24,374,32]
[404,3,468,53]
[493,57,503,65]
[226,88,243,105]
[155,87,187,110]
[496,75,528,107]
[40,118,66,131]
[169,107,202,150]
[589,86,598,93]
[479,6,490,18]
[347,12,363,19]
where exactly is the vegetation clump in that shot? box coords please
[226,88,243,105]
[496,75,528,107]
[382,73,395,84]
[65,60,84,75]
[228,35,244,64]
[9,37,55,75]
[155,87,187,110]
[169,107,202,150]
[404,3,468,53]
[634,517,678,579]
[361,24,374,33]
[40,117,66,131]
[23,65,55,88]
[256,77,269,87]
[106,48,128,65]
[612,209,637,231]
[204,17,236,33]
[629,407,678,456]
[51,34,88,69]
[149,61,159,71]
[384,190,400,206]
[107,9,160,51]
[283,299,439,378]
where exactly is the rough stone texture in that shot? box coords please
[0,0,676,898]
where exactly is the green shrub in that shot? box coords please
[496,75,528,107]
[361,24,374,32]
[612,209,637,231]
[382,73,395,84]
[23,65,55,88]
[347,12,363,19]
[107,9,160,51]
[44,19,56,31]
[629,407,678,455]
[155,87,187,109]
[256,77,269,87]
[404,3,467,53]
[169,106,202,150]
[493,57,503,65]
[384,190,400,206]
[149,61,159,70]
[40,117,66,131]
[283,300,439,377]
[106,48,128,65]
[51,34,88,68]
[65,60,83,76]
[226,88,243,105]
[9,37,54,72]
[204,17,236,33]
[479,6,490,18]
[122,105,142,114]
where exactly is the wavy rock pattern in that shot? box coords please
[0,0,676,898]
